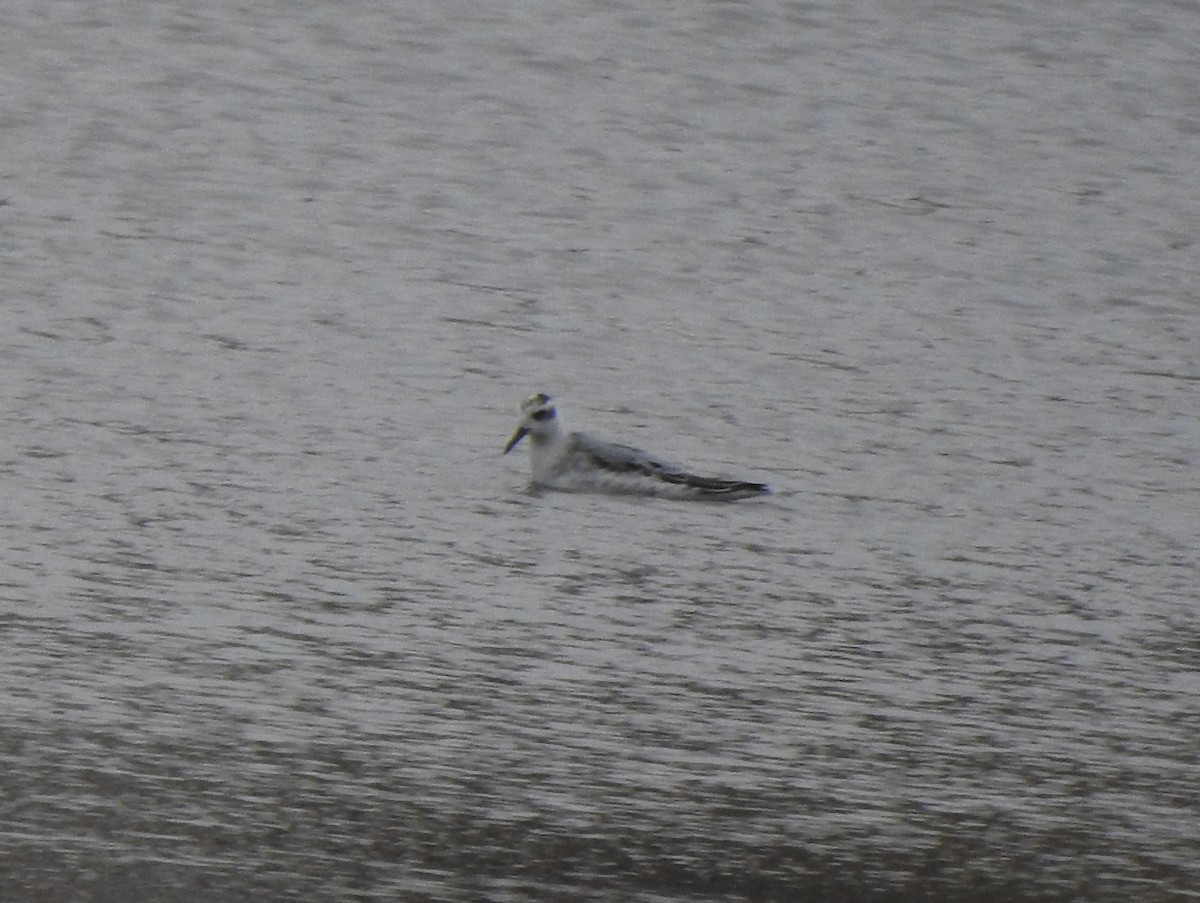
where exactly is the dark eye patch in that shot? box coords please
[531,408,555,422]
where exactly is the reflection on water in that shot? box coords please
[5,523,1197,902]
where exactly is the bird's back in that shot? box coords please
[543,432,769,499]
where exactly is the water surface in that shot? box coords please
[3,0,1198,900]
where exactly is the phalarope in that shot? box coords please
[503,393,771,500]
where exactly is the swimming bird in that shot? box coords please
[502,393,771,500]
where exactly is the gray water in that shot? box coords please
[2,0,1198,900]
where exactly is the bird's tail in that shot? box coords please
[660,472,771,499]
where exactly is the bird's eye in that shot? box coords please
[531,409,554,422]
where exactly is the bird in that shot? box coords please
[502,393,771,500]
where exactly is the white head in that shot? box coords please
[503,392,561,454]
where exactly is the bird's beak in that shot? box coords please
[503,427,529,455]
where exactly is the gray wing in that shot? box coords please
[570,431,771,498]
[570,432,682,477]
